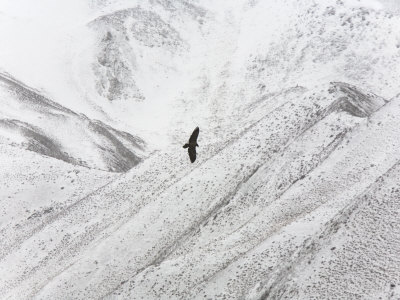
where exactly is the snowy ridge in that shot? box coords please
[0,72,145,172]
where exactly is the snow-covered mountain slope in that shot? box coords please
[2,82,400,299]
[1,0,400,299]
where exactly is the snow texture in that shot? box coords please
[0,0,400,299]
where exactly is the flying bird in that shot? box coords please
[183,127,199,163]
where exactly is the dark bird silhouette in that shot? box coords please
[183,127,199,163]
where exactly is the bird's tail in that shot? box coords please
[183,144,189,148]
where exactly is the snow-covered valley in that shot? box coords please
[1,0,400,299]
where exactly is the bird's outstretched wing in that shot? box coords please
[188,147,196,163]
[189,127,199,143]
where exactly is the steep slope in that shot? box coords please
[0,73,145,172]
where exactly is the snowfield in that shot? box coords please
[0,0,400,299]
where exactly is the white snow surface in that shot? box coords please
[0,0,400,299]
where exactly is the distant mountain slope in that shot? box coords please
[0,73,145,172]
